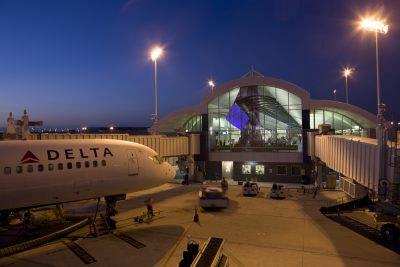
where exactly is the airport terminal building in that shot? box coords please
[152,70,377,183]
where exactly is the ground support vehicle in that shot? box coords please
[270,184,286,199]
[199,187,228,209]
[242,182,259,196]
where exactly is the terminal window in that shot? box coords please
[256,165,265,175]
[242,164,251,174]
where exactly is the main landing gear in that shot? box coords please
[104,196,118,217]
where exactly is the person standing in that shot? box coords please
[145,197,154,218]
[221,177,228,193]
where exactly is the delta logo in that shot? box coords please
[20,150,40,164]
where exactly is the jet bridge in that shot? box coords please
[307,132,400,201]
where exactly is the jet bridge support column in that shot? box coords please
[186,154,194,180]
[315,161,327,187]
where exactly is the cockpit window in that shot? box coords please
[150,155,164,164]
[156,155,164,163]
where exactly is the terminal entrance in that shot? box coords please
[222,161,233,180]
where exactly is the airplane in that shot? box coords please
[0,139,176,225]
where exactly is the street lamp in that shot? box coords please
[109,126,114,134]
[360,18,388,117]
[150,46,163,125]
[342,67,354,104]
[360,17,389,200]
[208,80,215,92]
[333,89,337,101]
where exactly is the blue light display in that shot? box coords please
[226,103,249,129]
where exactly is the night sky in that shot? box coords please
[1,0,399,128]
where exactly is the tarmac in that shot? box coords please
[0,182,399,267]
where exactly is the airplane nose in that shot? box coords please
[164,163,176,181]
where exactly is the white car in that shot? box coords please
[270,184,285,199]
[242,182,259,196]
[199,187,228,209]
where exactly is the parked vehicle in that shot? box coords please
[199,187,228,209]
[374,213,400,242]
[270,184,285,199]
[242,182,259,196]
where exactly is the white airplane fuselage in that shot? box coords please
[0,139,175,212]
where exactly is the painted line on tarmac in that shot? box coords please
[63,240,96,265]
[113,232,146,249]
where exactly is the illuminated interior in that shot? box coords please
[207,85,303,152]
[310,109,367,136]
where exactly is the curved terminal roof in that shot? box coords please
[201,69,311,113]
[152,106,202,133]
[151,69,377,132]
[310,100,377,129]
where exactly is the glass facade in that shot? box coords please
[208,86,303,152]
[310,109,367,136]
[184,115,202,132]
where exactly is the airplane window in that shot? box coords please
[48,164,54,171]
[76,162,81,169]
[67,162,73,169]
[101,160,106,167]
[16,166,23,174]
[38,164,44,172]
[4,167,11,175]
[58,163,63,170]
[93,161,98,167]
[85,161,90,168]
[27,165,33,173]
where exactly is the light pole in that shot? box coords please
[150,47,163,125]
[208,80,215,92]
[360,18,388,117]
[360,17,389,200]
[342,67,353,104]
[333,89,337,101]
